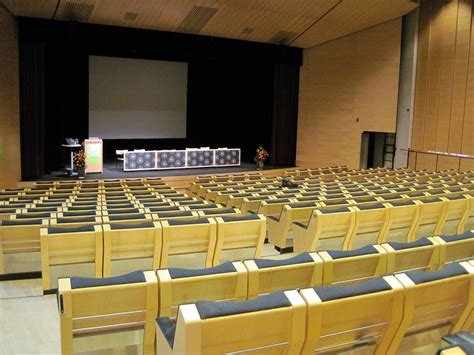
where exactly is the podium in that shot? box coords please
[84,138,103,174]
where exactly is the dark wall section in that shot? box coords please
[18,17,302,180]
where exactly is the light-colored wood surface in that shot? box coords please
[1,0,417,48]
[296,18,402,169]
[0,5,21,189]
[412,0,474,158]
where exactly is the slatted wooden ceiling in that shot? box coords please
[0,0,418,48]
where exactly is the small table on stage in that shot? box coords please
[62,144,82,176]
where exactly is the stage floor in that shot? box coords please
[38,161,292,181]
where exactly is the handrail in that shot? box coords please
[402,149,474,172]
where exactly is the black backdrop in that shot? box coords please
[18,17,302,180]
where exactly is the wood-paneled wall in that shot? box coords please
[412,0,474,171]
[296,19,402,169]
[0,5,21,187]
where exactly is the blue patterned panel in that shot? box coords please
[215,149,240,166]
[157,151,186,168]
[187,150,214,167]
[124,152,156,170]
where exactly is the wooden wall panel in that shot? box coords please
[412,0,474,165]
[296,19,401,169]
[0,5,21,188]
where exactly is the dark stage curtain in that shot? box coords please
[19,41,46,180]
[271,62,300,166]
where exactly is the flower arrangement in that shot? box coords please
[254,146,269,162]
[73,150,86,168]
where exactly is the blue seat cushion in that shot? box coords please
[253,253,313,269]
[387,237,432,250]
[314,277,391,301]
[357,203,385,211]
[158,211,193,218]
[326,245,378,259]
[156,317,176,348]
[0,209,17,213]
[323,200,347,206]
[440,231,474,243]
[390,200,416,207]
[108,214,147,221]
[353,197,379,203]
[107,208,139,214]
[168,261,236,279]
[47,225,96,234]
[419,197,443,203]
[289,202,317,208]
[445,195,466,200]
[195,291,290,319]
[17,213,51,219]
[149,206,180,212]
[221,215,260,222]
[188,204,218,210]
[320,207,350,214]
[64,211,96,217]
[167,218,209,226]
[1,219,44,226]
[203,208,236,215]
[71,270,146,289]
[57,216,96,224]
[110,222,155,230]
[26,208,57,213]
[404,263,468,284]
[293,221,308,229]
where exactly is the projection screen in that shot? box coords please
[89,56,188,139]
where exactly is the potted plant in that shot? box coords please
[73,149,86,178]
[254,146,269,170]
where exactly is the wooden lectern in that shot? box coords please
[84,138,103,174]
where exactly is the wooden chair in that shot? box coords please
[58,270,157,355]
[381,237,441,273]
[389,262,474,352]
[385,200,421,243]
[292,206,357,252]
[40,225,103,292]
[244,252,323,299]
[267,202,319,250]
[318,244,388,285]
[415,197,448,240]
[0,219,48,274]
[350,203,392,249]
[102,221,162,277]
[213,215,266,266]
[156,261,247,317]
[160,218,217,268]
[433,230,474,265]
[156,290,306,355]
[441,195,472,235]
[299,275,405,354]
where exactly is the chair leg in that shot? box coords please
[60,316,74,355]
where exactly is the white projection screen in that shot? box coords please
[89,56,188,139]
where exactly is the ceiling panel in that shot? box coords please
[292,0,418,47]
[0,0,418,48]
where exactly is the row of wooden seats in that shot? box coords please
[284,165,348,177]
[58,246,474,354]
[156,261,474,354]
[238,183,474,215]
[267,194,474,251]
[192,168,472,198]
[192,168,465,196]
[291,196,474,252]
[38,214,266,291]
[210,176,474,208]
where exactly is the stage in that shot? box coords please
[36,161,292,181]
